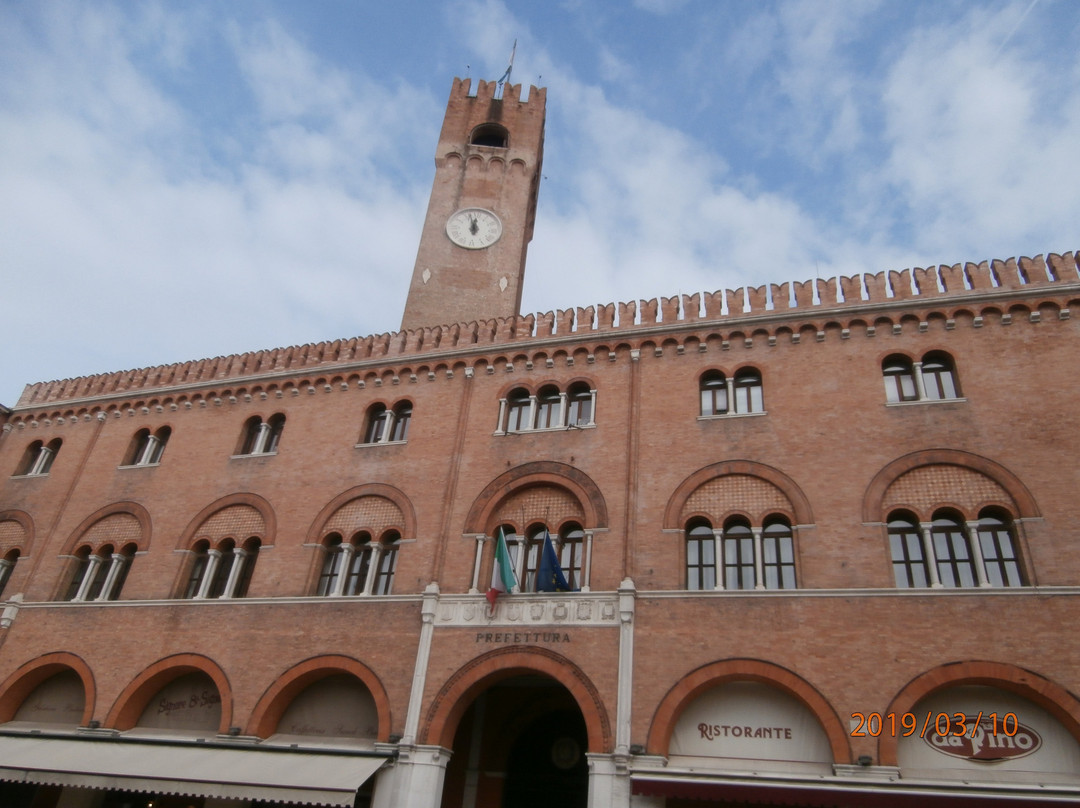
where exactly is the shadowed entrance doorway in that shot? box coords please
[441,674,588,808]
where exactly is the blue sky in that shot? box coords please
[2,0,1078,407]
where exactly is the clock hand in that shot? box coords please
[469,215,479,235]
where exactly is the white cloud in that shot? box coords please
[0,3,432,403]
[880,5,1080,257]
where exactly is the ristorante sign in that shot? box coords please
[670,682,833,767]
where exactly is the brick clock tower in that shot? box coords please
[400,77,546,331]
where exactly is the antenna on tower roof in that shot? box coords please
[496,39,517,99]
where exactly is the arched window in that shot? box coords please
[239,415,285,455]
[931,512,976,587]
[566,382,594,427]
[65,544,133,602]
[516,525,548,592]
[125,426,171,466]
[264,414,285,453]
[183,541,210,599]
[362,404,389,444]
[16,438,62,476]
[317,532,376,596]
[685,519,716,591]
[722,519,756,590]
[761,518,796,590]
[977,510,1024,587]
[882,355,918,403]
[183,538,258,599]
[390,401,412,442]
[0,549,19,598]
[559,524,585,590]
[107,543,137,600]
[505,388,531,431]
[372,532,400,595]
[888,512,928,588]
[233,538,260,597]
[65,548,92,601]
[207,540,237,598]
[317,534,344,596]
[346,533,375,595]
[470,123,508,148]
[699,371,728,416]
[733,368,763,414]
[921,351,960,400]
[535,385,561,429]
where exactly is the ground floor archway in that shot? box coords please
[440,674,588,808]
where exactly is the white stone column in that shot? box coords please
[558,391,569,427]
[469,535,485,594]
[587,389,598,426]
[494,398,507,434]
[222,549,249,598]
[919,523,942,587]
[966,521,991,587]
[332,543,355,596]
[913,361,928,400]
[752,527,765,590]
[402,583,439,745]
[616,579,636,756]
[94,554,126,601]
[371,744,452,808]
[29,446,54,476]
[251,422,271,454]
[513,536,527,592]
[73,554,103,602]
[587,753,632,808]
[363,546,382,595]
[724,378,735,414]
[380,410,395,444]
[711,529,724,590]
[195,549,222,599]
[582,530,594,592]
[526,395,537,430]
[137,435,161,465]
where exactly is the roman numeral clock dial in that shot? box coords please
[446,207,502,249]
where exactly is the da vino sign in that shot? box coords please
[926,714,1042,762]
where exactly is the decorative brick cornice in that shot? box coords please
[10,252,1078,416]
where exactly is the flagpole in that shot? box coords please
[496,39,517,99]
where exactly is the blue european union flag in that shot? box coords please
[537,530,571,592]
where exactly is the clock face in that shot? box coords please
[446,208,502,249]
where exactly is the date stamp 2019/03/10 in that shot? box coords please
[850,711,1020,739]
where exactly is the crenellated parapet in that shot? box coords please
[12,251,1079,411]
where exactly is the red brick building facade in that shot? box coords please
[1,77,1078,808]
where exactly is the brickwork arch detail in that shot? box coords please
[646,658,850,763]
[464,462,609,533]
[175,493,276,551]
[0,509,34,555]
[878,661,1080,766]
[0,651,95,726]
[61,501,151,555]
[105,653,232,733]
[247,655,391,740]
[422,647,612,753]
[664,461,813,529]
[305,484,417,543]
[862,450,1039,522]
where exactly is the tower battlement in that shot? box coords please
[9,251,1077,412]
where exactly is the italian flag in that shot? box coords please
[486,528,519,608]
